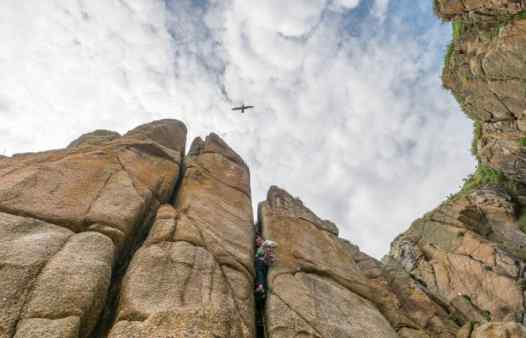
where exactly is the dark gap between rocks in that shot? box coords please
[255,221,268,338]
[90,160,188,337]
[88,200,160,338]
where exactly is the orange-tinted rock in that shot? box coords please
[260,186,399,338]
[68,129,121,149]
[108,134,255,338]
[0,119,185,238]
[0,120,186,338]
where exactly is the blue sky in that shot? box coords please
[0,0,475,258]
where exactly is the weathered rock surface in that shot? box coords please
[259,186,399,338]
[108,133,255,338]
[0,120,186,338]
[441,3,526,181]
[472,322,526,338]
[3,1,526,336]
[67,129,121,149]
[390,187,526,324]
[434,0,526,21]
[354,251,460,338]
[383,4,526,335]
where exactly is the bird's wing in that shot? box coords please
[232,107,242,111]
[245,106,254,109]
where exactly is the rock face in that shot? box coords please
[108,134,255,338]
[2,1,526,337]
[435,0,526,21]
[472,322,526,338]
[441,1,526,181]
[0,120,186,338]
[388,1,526,337]
[259,186,399,338]
[390,188,525,323]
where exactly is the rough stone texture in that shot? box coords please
[124,118,187,156]
[441,7,526,181]
[390,188,525,324]
[434,0,526,21]
[340,240,459,338]
[0,120,186,338]
[3,1,526,335]
[108,133,255,338]
[385,2,526,336]
[472,322,526,338]
[260,186,399,338]
[67,129,121,149]
[0,119,185,241]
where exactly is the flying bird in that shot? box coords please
[232,104,254,113]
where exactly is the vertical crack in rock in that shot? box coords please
[88,198,159,338]
[105,133,256,338]
[254,220,266,338]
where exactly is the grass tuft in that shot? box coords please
[458,165,506,196]
[444,42,455,69]
[519,138,526,147]
[452,20,464,39]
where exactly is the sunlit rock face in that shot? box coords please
[0,119,186,338]
[107,133,256,338]
[3,1,526,337]
[258,186,459,338]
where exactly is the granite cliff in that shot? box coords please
[1,1,526,337]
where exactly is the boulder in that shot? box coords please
[67,129,121,148]
[260,186,399,338]
[0,120,187,338]
[108,133,255,338]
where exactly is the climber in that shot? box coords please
[255,234,267,297]
[255,236,277,297]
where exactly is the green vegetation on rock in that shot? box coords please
[460,165,505,194]
[443,42,455,75]
[446,165,515,203]
[452,20,464,39]
[516,10,526,20]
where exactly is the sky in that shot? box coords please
[0,0,476,258]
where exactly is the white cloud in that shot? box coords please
[0,0,475,258]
